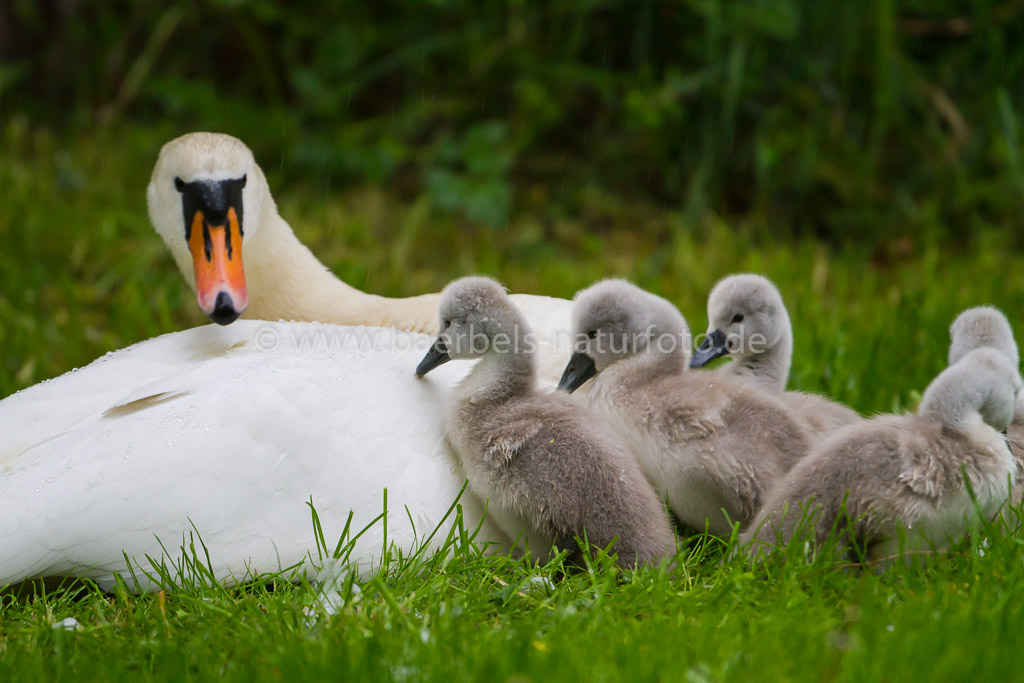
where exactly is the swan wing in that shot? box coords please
[0,321,509,589]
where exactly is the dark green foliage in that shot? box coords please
[3,0,1023,239]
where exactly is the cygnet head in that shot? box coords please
[948,306,1019,368]
[920,347,1023,433]
[415,276,527,377]
[690,274,791,369]
[557,279,690,393]
[147,132,272,325]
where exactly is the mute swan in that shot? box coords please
[415,277,675,566]
[689,274,860,439]
[0,132,581,589]
[146,132,573,383]
[0,321,512,589]
[557,280,810,536]
[744,348,1021,562]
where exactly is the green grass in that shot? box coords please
[4,512,1024,680]
[4,121,1024,680]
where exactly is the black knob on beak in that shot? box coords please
[209,291,241,325]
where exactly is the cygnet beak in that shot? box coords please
[690,329,729,368]
[416,338,451,377]
[557,351,597,394]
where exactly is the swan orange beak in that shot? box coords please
[177,175,249,325]
[188,207,248,325]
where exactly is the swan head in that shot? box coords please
[690,274,790,369]
[948,306,1019,368]
[147,133,269,325]
[415,276,525,377]
[558,279,690,393]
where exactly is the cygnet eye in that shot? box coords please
[443,320,452,329]
[731,314,745,324]
[587,330,597,340]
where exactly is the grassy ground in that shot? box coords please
[3,123,1024,680]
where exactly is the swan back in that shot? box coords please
[0,321,512,588]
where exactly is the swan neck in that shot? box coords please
[920,377,991,434]
[608,347,685,387]
[243,207,440,334]
[723,326,791,393]
[457,334,536,403]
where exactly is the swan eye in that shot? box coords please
[174,177,186,192]
[731,314,745,324]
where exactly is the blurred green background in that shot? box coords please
[2,0,1024,410]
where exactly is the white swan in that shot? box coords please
[0,131,582,589]
[146,132,573,382]
[0,321,513,589]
